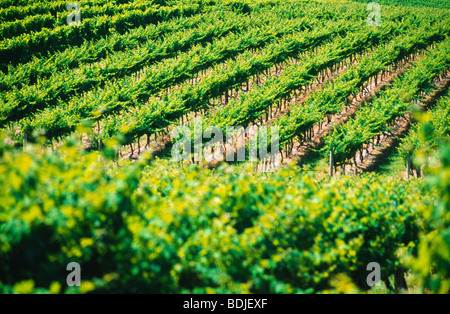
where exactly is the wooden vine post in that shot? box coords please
[329,150,334,177]
[406,157,412,180]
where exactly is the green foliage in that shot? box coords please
[0,11,250,126]
[0,0,449,295]
[204,23,397,131]
[277,23,448,148]
[399,133,450,293]
[0,1,202,70]
[15,4,328,141]
[0,137,439,293]
[350,0,450,10]
[100,17,394,146]
[325,37,450,165]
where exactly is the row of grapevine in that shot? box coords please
[0,0,70,13]
[0,0,329,91]
[324,37,450,165]
[102,23,400,145]
[188,25,446,166]
[0,0,152,39]
[0,13,55,40]
[200,24,427,137]
[272,26,449,153]
[351,0,450,10]
[0,11,218,91]
[1,1,82,22]
[0,11,256,125]
[0,2,202,69]
[18,14,349,141]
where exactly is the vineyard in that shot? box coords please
[0,0,449,295]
